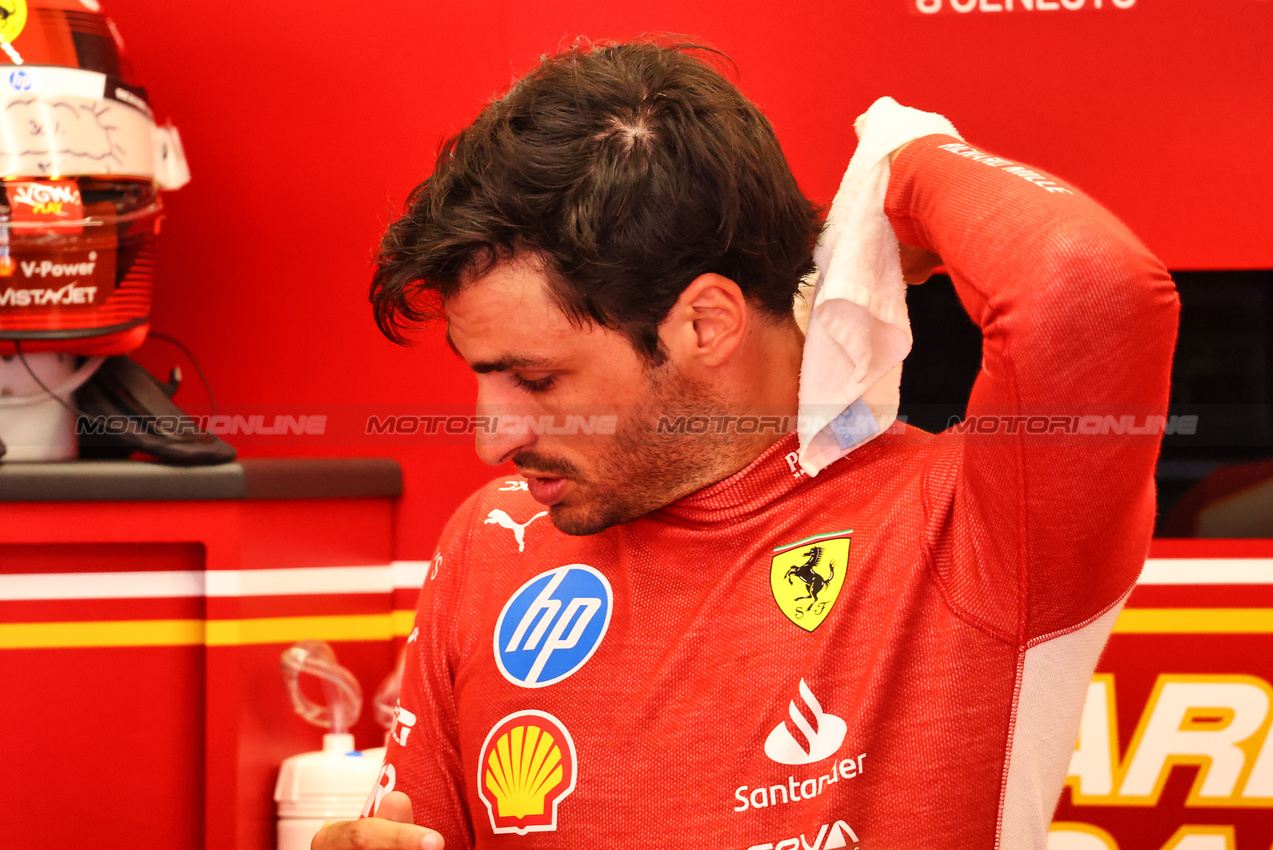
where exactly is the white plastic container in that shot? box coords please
[274,733,386,850]
[0,353,102,461]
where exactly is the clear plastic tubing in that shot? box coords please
[278,639,362,735]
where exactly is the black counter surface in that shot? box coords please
[0,458,403,502]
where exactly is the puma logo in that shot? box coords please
[484,508,549,552]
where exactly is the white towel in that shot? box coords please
[794,97,962,476]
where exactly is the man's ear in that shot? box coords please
[658,273,749,369]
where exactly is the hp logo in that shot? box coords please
[8,70,31,91]
[494,564,613,688]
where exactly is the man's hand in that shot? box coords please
[898,242,943,286]
[311,791,443,850]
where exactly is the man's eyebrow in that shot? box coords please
[443,330,557,374]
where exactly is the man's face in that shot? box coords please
[445,259,725,535]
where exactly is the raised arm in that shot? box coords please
[885,135,1180,643]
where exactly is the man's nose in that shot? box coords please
[474,379,536,466]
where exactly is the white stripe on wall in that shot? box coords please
[0,564,418,601]
[205,566,394,597]
[1137,558,1273,585]
[392,561,432,589]
[0,570,206,600]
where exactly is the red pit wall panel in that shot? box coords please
[0,544,207,850]
[0,499,397,850]
[3,646,206,843]
[3,646,206,845]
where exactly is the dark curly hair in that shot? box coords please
[370,38,822,362]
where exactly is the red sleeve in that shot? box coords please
[885,135,1180,644]
[367,491,483,849]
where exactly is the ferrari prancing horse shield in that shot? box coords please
[770,530,852,632]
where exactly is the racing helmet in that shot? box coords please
[0,0,189,356]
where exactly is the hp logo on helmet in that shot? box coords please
[494,564,613,688]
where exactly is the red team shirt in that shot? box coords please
[369,135,1180,848]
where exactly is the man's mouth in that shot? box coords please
[523,475,570,507]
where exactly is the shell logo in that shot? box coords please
[477,709,577,835]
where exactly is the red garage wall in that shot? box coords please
[103,0,1272,559]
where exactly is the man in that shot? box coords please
[317,40,1178,849]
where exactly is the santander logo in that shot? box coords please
[764,679,847,765]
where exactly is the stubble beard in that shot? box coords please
[546,363,738,536]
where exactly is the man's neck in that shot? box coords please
[710,319,803,480]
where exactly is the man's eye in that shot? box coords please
[512,374,556,394]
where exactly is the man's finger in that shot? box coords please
[375,791,414,824]
[311,815,443,850]
[898,243,943,286]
